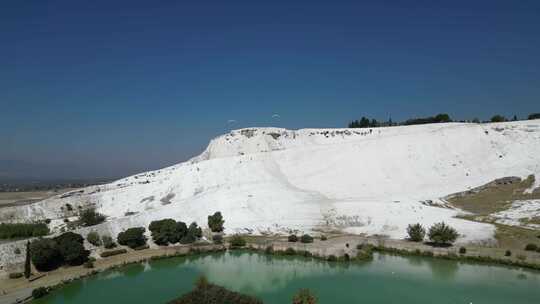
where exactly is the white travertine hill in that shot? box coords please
[1,121,540,245]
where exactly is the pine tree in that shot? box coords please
[24,241,31,278]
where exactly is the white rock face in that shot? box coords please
[2,121,540,246]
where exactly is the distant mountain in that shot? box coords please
[0,160,116,183]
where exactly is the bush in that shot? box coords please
[208,212,225,232]
[428,222,458,246]
[9,272,23,279]
[406,223,426,242]
[229,235,246,248]
[320,235,327,241]
[87,231,102,246]
[14,248,21,254]
[524,243,538,251]
[292,288,317,304]
[100,248,128,258]
[32,287,49,299]
[79,209,106,227]
[168,277,263,304]
[491,115,506,123]
[326,255,337,262]
[117,227,147,249]
[149,219,187,245]
[83,260,94,268]
[459,247,467,254]
[0,223,49,239]
[102,235,116,249]
[284,247,296,255]
[133,244,149,251]
[30,238,63,271]
[265,246,274,254]
[300,234,314,243]
[528,113,540,120]
[212,234,223,244]
[505,250,512,257]
[54,232,89,266]
[288,235,298,242]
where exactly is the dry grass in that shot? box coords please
[494,224,540,250]
[0,189,75,208]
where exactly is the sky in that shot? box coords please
[1,0,539,180]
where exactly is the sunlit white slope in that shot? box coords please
[3,120,539,243]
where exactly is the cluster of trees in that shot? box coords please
[0,223,49,239]
[406,222,459,246]
[30,232,89,271]
[149,219,202,245]
[86,231,116,248]
[168,277,317,304]
[403,113,451,125]
[118,227,147,249]
[348,117,382,128]
[79,209,106,227]
[288,234,314,243]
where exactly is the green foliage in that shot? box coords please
[284,248,296,255]
[300,234,313,243]
[406,223,426,242]
[505,250,512,257]
[428,222,459,246]
[117,227,147,249]
[149,219,187,245]
[348,116,380,128]
[102,235,116,249]
[528,113,540,120]
[79,209,106,227]
[24,241,31,278]
[326,255,337,262]
[9,272,23,279]
[229,235,246,248]
[212,234,223,244]
[14,247,21,254]
[525,243,538,251]
[30,238,63,271]
[100,248,128,258]
[292,289,317,304]
[288,234,298,242]
[320,235,327,241]
[32,287,49,299]
[168,277,263,304]
[208,212,225,232]
[86,231,102,246]
[491,115,506,122]
[404,113,452,125]
[54,232,89,266]
[459,247,467,254]
[265,246,274,254]
[0,223,49,239]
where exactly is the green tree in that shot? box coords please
[292,289,317,304]
[79,209,106,227]
[208,212,225,232]
[102,235,116,249]
[54,232,89,266]
[117,227,147,249]
[30,238,63,271]
[406,223,426,242]
[24,241,31,278]
[428,222,459,246]
[528,113,540,120]
[149,219,186,245]
[490,115,506,122]
[86,231,102,246]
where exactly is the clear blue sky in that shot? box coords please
[1,0,539,180]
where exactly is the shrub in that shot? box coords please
[79,209,106,227]
[528,113,540,120]
[100,248,128,258]
[32,287,49,299]
[54,232,89,266]
[133,244,149,251]
[24,241,31,278]
[30,238,63,271]
[212,234,223,244]
[83,260,94,268]
[102,235,116,249]
[9,272,23,279]
[428,222,458,246]
[292,288,317,304]
[505,250,512,257]
[208,212,225,232]
[265,246,274,254]
[406,223,426,242]
[87,231,102,246]
[149,219,187,245]
[524,243,538,251]
[327,255,337,262]
[14,248,21,254]
[320,235,327,241]
[229,235,246,248]
[284,248,296,255]
[0,223,49,239]
[300,234,314,243]
[168,277,263,304]
[288,234,298,242]
[491,115,506,122]
[459,247,467,254]
[117,227,147,249]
